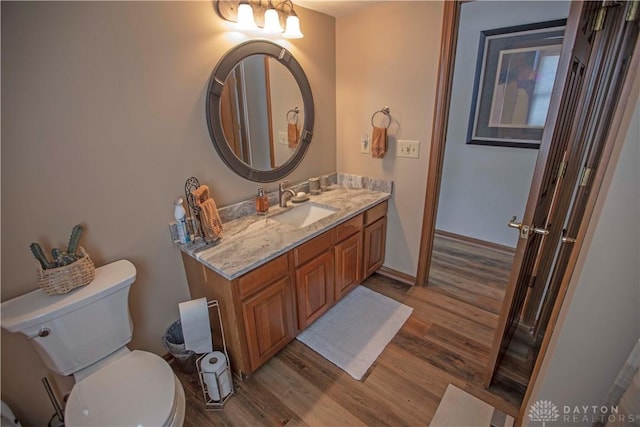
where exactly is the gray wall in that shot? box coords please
[336,1,444,276]
[436,1,570,247]
[0,2,336,425]
[528,98,640,426]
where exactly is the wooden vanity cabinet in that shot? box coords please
[294,229,336,330]
[363,201,388,279]
[334,214,363,300]
[180,199,388,377]
[180,252,295,377]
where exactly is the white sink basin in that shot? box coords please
[272,203,338,228]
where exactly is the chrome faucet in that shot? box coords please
[278,181,296,208]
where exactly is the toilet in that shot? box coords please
[1,260,186,427]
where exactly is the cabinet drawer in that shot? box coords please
[365,201,388,225]
[336,214,363,242]
[237,254,289,299]
[294,229,336,266]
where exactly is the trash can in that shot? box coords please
[162,319,197,373]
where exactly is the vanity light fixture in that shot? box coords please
[216,0,304,39]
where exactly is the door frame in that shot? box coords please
[416,0,640,418]
[415,0,460,286]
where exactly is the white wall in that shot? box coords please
[336,1,444,277]
[436,1,570,247]
[527,98,640,425]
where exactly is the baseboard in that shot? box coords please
[376,266,416,286]
[435,229,515,255]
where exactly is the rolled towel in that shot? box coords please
[371,126,387,159]
[288,123,299,148]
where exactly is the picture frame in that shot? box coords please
[467,19,566,149]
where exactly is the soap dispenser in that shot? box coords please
[256,188,269,215]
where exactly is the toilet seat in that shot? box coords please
[65,350,179,427]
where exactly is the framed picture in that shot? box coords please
[467,19,566,149]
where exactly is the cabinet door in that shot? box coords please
[242,276,294,372]
[295,251,335,330]
[335,231,363,300]
[363,216,387,279]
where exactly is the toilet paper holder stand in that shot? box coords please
[195,299,234,410]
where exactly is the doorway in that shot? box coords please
[417,0,640,418]
[421,0,571,401]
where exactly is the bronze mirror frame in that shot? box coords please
[206,40,315,182]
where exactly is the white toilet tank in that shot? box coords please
[1,260,136,376]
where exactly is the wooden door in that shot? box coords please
[486,1,639,384]
[335,232,363,300]
[532,3,640,340]
[295,251,335,330]
[242,276,295,371]
[363,217,387,279]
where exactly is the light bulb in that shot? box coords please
[263,6,283,34]
[237,2,258,30]
[283,14,303,39]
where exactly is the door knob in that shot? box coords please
[508,216,549,239]
[532,226,550,236]
[508,216,523,230]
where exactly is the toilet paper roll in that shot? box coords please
[178,298,213,354]
[200,351,232,401]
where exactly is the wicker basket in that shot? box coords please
[36,247,96,295]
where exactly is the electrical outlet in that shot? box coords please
[360,134,370,154]
[396,139,420,158]
[278,131,288,145]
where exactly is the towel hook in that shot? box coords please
[287,107,299,125]
[371,106,391,128]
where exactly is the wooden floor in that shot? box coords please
[172,234,523,426]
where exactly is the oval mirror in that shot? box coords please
[206,40,315,182]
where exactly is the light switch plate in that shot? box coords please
[278,131,287,145]
[360,134,370,154]
[397,139,420,158]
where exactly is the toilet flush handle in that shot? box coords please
[27,326,51,340]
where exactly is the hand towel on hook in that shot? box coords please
[288,123,299,148]
[371,126,387,159]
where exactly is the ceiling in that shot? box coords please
[296,1,373,18]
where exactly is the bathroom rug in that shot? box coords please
[429,384,514,427]
[296,285,412,380]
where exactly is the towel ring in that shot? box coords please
[371,106,391,128]
[287,107,299,125]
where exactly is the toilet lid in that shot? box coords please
[65,350,176,427]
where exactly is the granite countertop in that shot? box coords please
[179,183,391,280]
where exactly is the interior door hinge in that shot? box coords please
[594,6,607,31]
[579,167,592,187]
[529,275,537,289]
[558,160,568,180]
[626,0,639,21]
